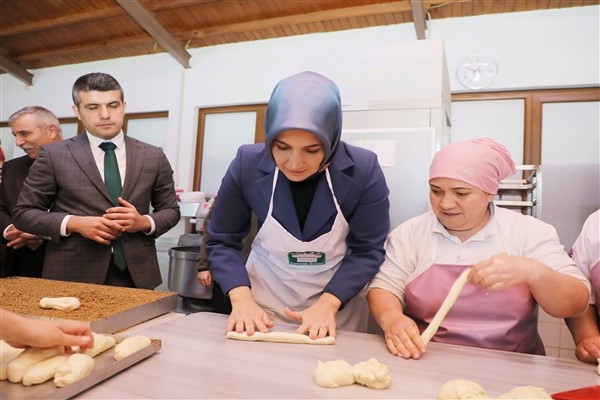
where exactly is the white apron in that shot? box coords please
[245,168,368,332]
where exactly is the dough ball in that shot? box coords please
[497,386,551,399]
[22,355,68,386]
[314,359,355,388]
[54,353,95,387]
[352,357,391,389]
[39,297,81,311]
[437,379,490,399]
[83,333,117,357]
[114,335,152,361]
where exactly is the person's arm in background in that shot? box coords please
[565,210,600,364]
[1,308,94,350]
[197,202,214,287]
[565,305,600,364]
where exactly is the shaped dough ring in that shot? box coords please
[54,354,95,387]
[114,335,152,361]
[226,331,335,345]
[39,297,81,311]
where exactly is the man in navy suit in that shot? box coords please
[0,106,63,277]
[13,73,180,288]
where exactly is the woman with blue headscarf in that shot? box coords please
[206,71,390,338]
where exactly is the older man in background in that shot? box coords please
[0,106,63,277]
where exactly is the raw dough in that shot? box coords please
[83,333,117,357]
[422,268,471,345]
[22,355,68,386]
[314,359,355,388]
[437,379,490,399]
[54,353,95,387]
[0,340,24,381]
[226,331,335,345]
[352,357,391,389]
[497,386,551,399]
[7,346,64,383]
[114,335,152,361]
[39,296,81,311]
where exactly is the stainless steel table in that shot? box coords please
[78,312,599,399]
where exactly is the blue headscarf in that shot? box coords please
[264,71,342,171]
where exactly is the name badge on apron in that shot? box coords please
[288,251,326,266]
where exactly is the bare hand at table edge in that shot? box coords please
[0,309,94,350]
[227,286,275,335]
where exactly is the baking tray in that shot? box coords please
[0,277,178,334]
[0,336,161,399]
[88,295,176,333]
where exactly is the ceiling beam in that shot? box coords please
[0,54,34,85]
[184,1,414,39]
[115,0,191,69]
[410,0,428,39]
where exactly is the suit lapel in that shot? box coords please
[302,148,354,240]
[68,134,113,203]
[121,136,141,199]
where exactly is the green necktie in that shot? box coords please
[99,142,127,270]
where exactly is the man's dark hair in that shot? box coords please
[72,72,124,106]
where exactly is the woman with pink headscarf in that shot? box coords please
[367,138,590,357]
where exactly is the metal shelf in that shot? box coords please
[494,165,541,218]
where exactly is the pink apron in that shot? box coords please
[405,262,545,355]
[245,168,368,332]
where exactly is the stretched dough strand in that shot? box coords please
[226,331,335,345]
[421,268,471,345]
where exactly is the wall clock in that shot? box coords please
[457,54,499,90]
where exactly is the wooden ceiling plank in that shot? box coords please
[410,0,428,39]
[13,35,153,62]
[116,0,191,68]
[0,7,123,37]
[185,1,413,39]
[0,54,34,85]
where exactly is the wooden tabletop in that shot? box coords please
[77,312,599,399]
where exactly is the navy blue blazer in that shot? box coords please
[207,141,390,306]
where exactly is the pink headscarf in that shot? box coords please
[429,138,516,194]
